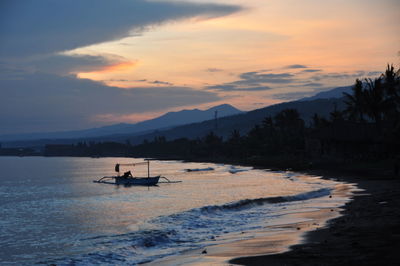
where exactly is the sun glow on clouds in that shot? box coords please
[73,0,398,88]
[93,111,163,124]
[68,0,400,121]
[77,61,137,81]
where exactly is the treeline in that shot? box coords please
[342,65,399,126]
[131,109,307,160]
[130,65,400,169]
[21,65,399,172]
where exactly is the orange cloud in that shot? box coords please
[99,61,137,73]
[78,61,137,80]
[92,111,164,124]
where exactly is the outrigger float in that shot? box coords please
[94,160,176,186]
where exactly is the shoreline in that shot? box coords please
[2,156,399,264]
[145,207,347,266]
[153,156,400,264]
[144,164,359,266]
[230,169,400,265]
[143,161,400,265]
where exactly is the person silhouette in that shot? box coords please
[122,170,132,178]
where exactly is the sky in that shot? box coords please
[0,0,399,134]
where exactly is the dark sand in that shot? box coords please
[230,171,400,266]
[146,170,358,266]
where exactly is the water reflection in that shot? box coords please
[0,157,351,265]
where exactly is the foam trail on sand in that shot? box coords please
[52,188,332,265]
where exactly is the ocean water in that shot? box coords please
[0,157,351,265]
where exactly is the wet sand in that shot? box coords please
[230,171,400,265]
[146,207,346,266]
[146,170,400,266]
[146,173,358,266]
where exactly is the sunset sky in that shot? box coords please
[1,0,399,134]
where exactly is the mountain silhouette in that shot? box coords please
[0,104,243,142]
[1,85,353,147]
[300,86,351,101]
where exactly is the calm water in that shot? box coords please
[0,157,350,265]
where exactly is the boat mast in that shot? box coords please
[146,159,150,178]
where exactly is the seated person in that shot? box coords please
[122,170,133,178]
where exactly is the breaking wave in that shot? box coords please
[50,188,332,265]
[198,188,332,213]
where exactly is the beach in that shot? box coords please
[1,156,399,265]
[2,157,352,265]
[148,167,400,266]
[230,170,400,265]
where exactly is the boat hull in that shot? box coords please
[115,176,160,186]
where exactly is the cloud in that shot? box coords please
[207,70,295,91]
[367,71,382,76]
[24,54,127,75]
[207,67,379,96]
[0,62,27,80]
[285,64,308,69]
[237,72,295,84]
[206,68,223,73]
[301,69,322,73]
[288,81,325,88]
[272,91,316,100]
[0,0,242,58]
[311,71,367,80]
[0,0,239,135]
[301,82,325,87]
[0,72,220,134]
[207,84,273,92]
[151,80,173,86]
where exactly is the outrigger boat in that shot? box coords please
[94,160,161,186]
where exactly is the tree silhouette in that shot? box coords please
[312,113,329,128]
[330,103,345,122]
[382,64,399,98]
[344,79,365,122]
[274,109,304,131]
[381,64,400,119]
[228,129,241,144]
[364,77,387,129]
[262,116,273,129]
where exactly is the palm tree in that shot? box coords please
[262,116,273,129]
[381,64,400,117]
[312,113,329,128]
[382,64,398,96]
[228,129,241,144]
[343,79,366,122]
[330,103,345,122]
[274,109,304,131]
[364,77,387,129]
